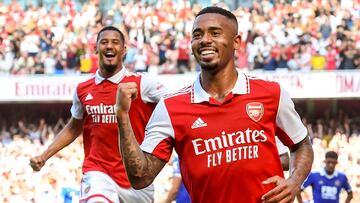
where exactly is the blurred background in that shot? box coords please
[0,0,359,202]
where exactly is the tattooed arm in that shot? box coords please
[262,136,314,203]
[116,82,166,189]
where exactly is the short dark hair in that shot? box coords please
[325,151,338,160]
[96,26,125,44]
[195,6,238,31]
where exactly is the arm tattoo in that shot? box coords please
[117,113,165,188]
[290,137,314,186]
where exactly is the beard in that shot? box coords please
[197,60,218,70]
[102,63,118,73]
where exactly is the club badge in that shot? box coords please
[246,102,264,122]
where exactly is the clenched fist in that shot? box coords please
[116,82,138,114]
[29,155,46,171]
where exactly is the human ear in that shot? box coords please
[234,34,242,50]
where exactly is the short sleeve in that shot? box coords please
[342,174,352,192]
[276,86,307,148]
[140,98,175,161]
[70,90,84,119]
[140,74,169,103]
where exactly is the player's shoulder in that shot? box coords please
[246,73,281,95]
[307,168,321,176]
[163,84,192,100]
[125,71,145,78]
[335,170,348,178]
[77,74,96,89]
[120,71,145,85]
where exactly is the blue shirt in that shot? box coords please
[301,168,352,203]
[173,156,191,203]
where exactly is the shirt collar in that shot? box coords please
[95,67,127,85]
[320,168,339,178]
[192,68,250,103]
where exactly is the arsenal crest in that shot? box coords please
[246,102,264,122]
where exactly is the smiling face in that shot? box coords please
[96,30,126,75]
[191,13,240,71]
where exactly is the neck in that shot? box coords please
[200,66,238,102]
[99,65,122,78]
[325,169,334,175]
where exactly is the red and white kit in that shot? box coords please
[71,68,167,203]
[141,69,307,203]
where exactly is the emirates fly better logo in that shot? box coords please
[246,102,264,122]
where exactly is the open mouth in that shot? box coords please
[200,50,216,56]
[198,48,217,60]
[104,52,116,60]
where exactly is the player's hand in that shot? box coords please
[29,155,46,171]
[116,82,138,114]
[261,175,300,203]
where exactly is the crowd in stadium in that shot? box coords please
[0,0,359,75]
[0,106,359,202]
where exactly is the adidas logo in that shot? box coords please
[85,93,93,101]
[191,117,207,129]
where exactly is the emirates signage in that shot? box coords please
[0,71,360,102]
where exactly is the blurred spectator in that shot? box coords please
[311,51,326,70]
[325,45,339,70]
[134,49,148,72]
[339,39,358,69]
[0,0,359,74]
[176,34,191,73]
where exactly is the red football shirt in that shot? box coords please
[71,67,167,188]
[141,70,307,203]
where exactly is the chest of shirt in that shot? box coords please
[79,82,119,125]
[170,95,279,146]
[80,82,118,106]
[315,176,344,189]
[169,95,282,176]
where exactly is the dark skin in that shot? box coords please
[191,13,240,102]
[323,158,353,203]
[116,13,314,202]
[96,30,127,77]
[29,29,127,172]
[30,29,128,203]
[298,157,353,203]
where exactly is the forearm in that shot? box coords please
[345,192,353,203]
[117,112,164,189]
[289,137,314,187]
[296,192,303,203]
[43,119,82,160]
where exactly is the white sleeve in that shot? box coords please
[70,90,84,119]
[276,86,307,144]
[275,136,289,155]
[140,98,174,153]
[140,74,169,103]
